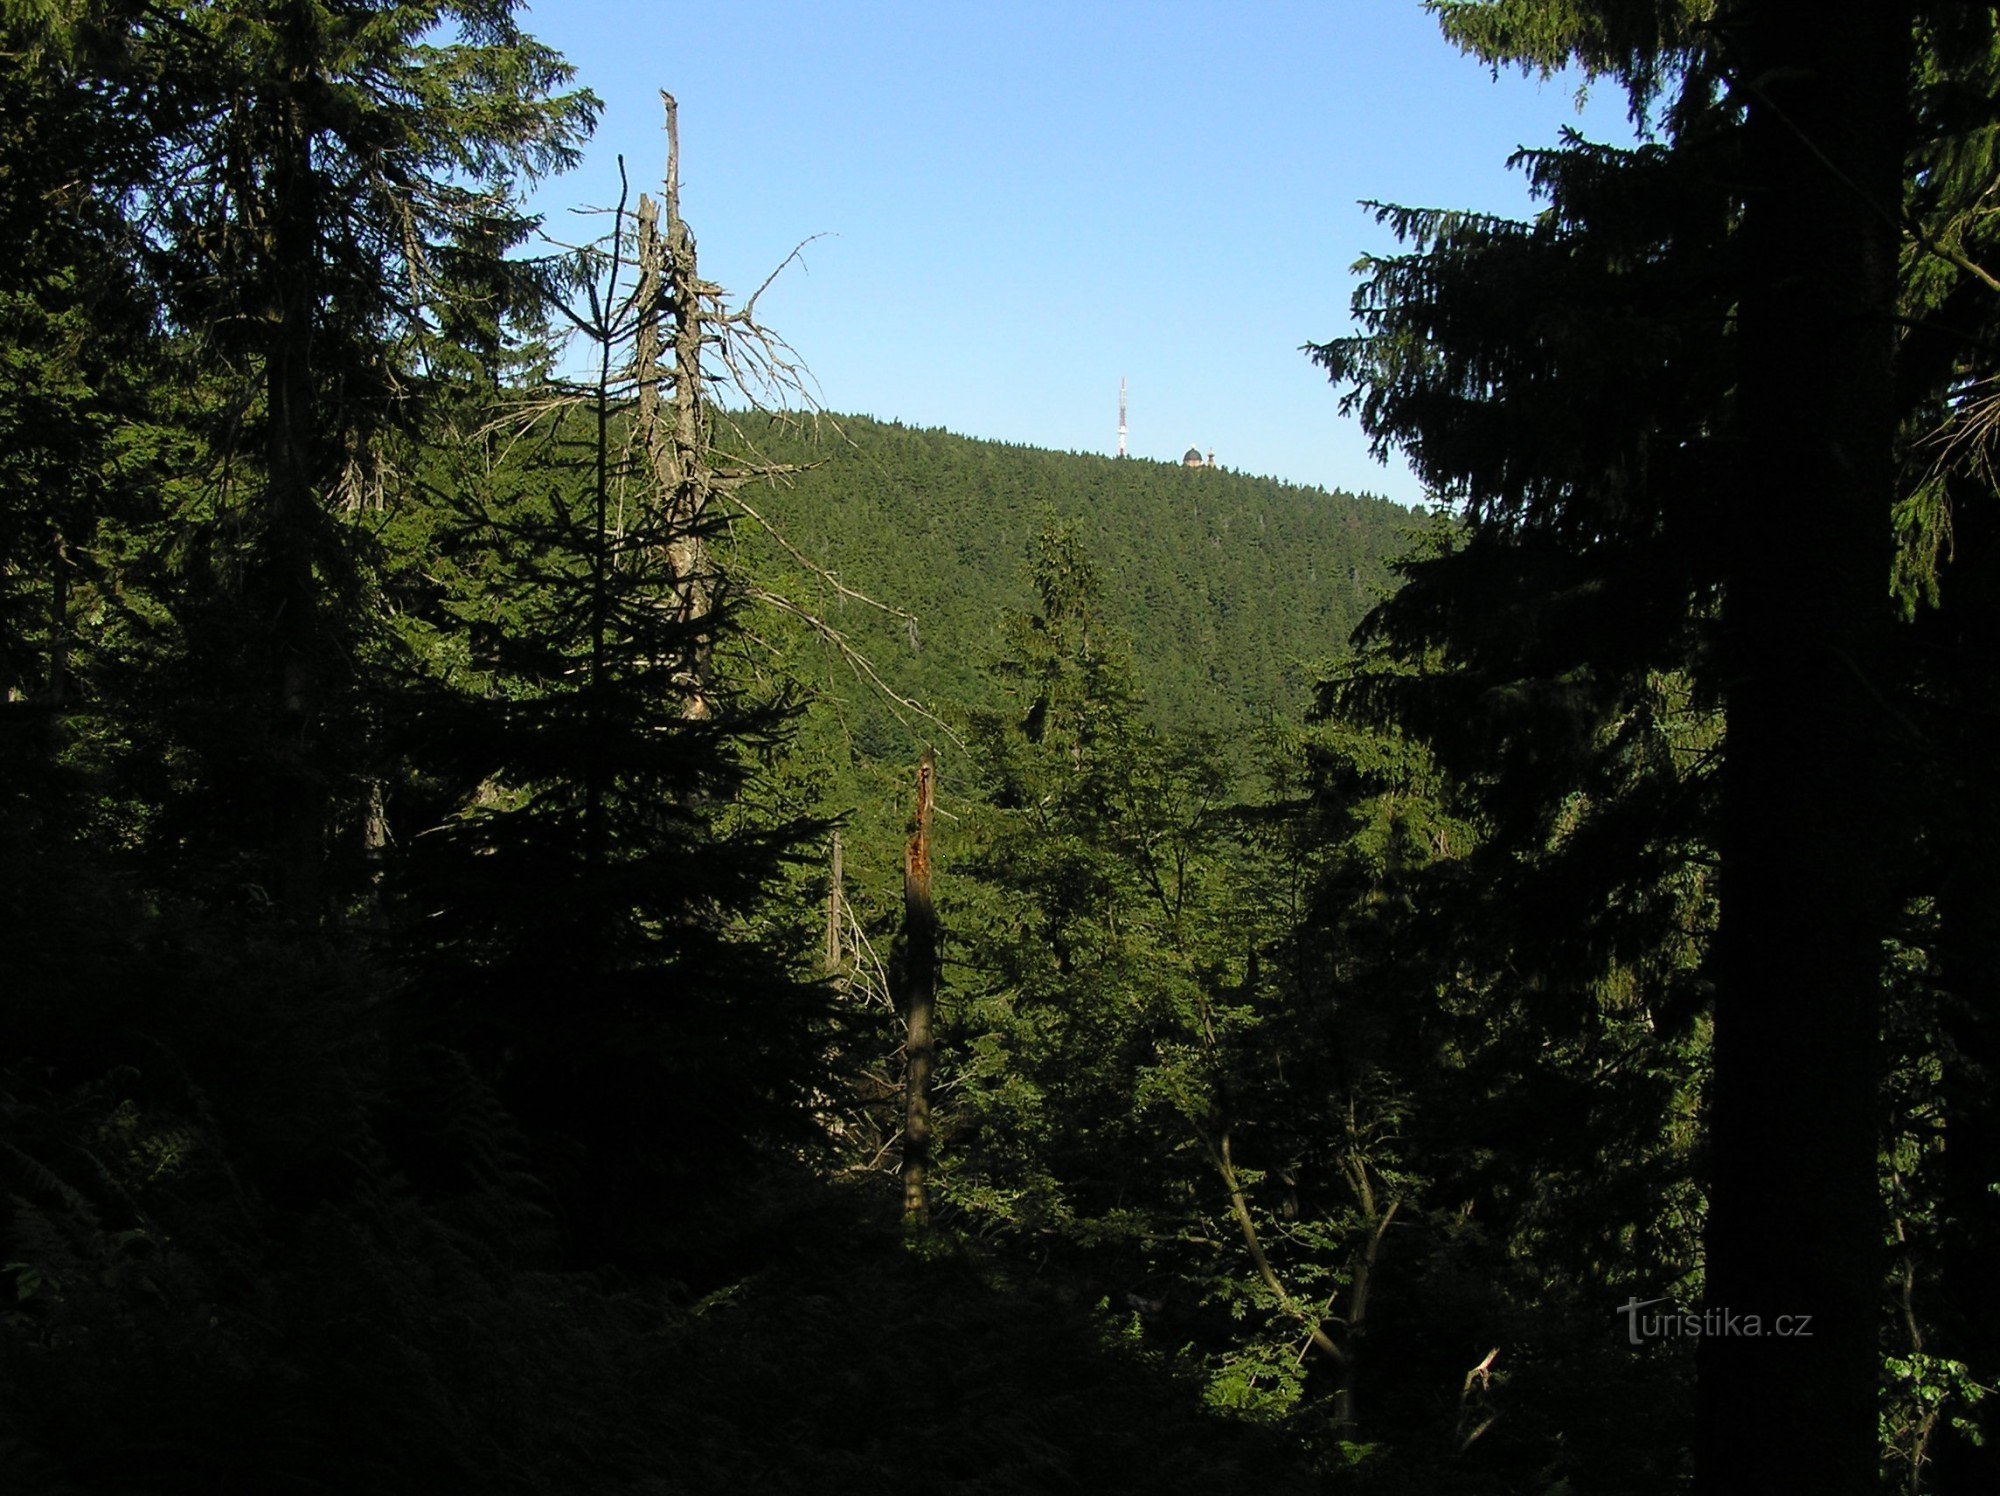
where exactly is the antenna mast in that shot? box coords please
[1117,376,1128,458]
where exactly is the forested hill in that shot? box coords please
[13,2,1996,1489]
[727,413,1415,750]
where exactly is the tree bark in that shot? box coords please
[825,829,844,975]
[581,166,629,887]
[1207,1127,1350,1374]
[1698,3,1910,1490]
[1930,494,2000,1492]
[47,527,69,707]
[900,749,937,1226]
[264,35,325,920]
[1332,1138,1395,1436]
[656,94,714,719]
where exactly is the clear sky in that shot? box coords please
[516,1,1636,506]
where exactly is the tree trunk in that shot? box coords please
[47,527,69,707]
[1930,494,2000,1492]
[900,749,937,1226]
[1698,3,1909,1490]
[583,171,628,884]
[265,51,324,920]
[655,94,715,720]
[1935,853,2000,1492]
[362,777,389,895]
[1332,1145,1395,1437]
[826,829,844,975]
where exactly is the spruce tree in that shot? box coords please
[132,0,593,915]
[1311,3,1951,1487]
[391,124,832,1266]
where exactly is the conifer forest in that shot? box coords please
[7,3,2000,1492]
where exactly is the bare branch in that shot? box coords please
[742,587,967,751]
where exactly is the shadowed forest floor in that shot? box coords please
[649,1188,1323,1495]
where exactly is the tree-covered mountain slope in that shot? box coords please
[724,413,1415,754]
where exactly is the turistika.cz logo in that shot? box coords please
[1617,1297,1815,1345]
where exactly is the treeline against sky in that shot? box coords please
[6,4,2000,1495]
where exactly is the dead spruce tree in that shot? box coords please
[395,93,858,1266]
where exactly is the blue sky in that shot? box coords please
[518,1,1636,506]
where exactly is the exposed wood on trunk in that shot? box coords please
[628,95,919,743]
[1455,1347,1500,1452]
[825,829,844,975]
[362,777,389,885]
[900,749,938,1226]
[637,93,717,721]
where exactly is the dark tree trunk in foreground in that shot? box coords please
[1936,837,2000,1492]
[1698,2,1909,1490]
[265,70,325,919]
[1931,495,2000,1492]
[900,749,937,1226]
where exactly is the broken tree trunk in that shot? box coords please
[825,829,844,976]
[900,749,938,1226]
[637,93,717,719]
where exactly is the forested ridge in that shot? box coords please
[5,3,2000,1494]
[725,412,1411,756]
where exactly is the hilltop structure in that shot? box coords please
[1182,447,1215,469]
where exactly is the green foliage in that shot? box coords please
[15,4,2000,1492]
[724,411,1413,761]
[1884,1354,1991,1494]
[3,9,835,1488]
[1426,0,1712,115]
[1316,5,2000,1489]
[388,383,832,1262]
